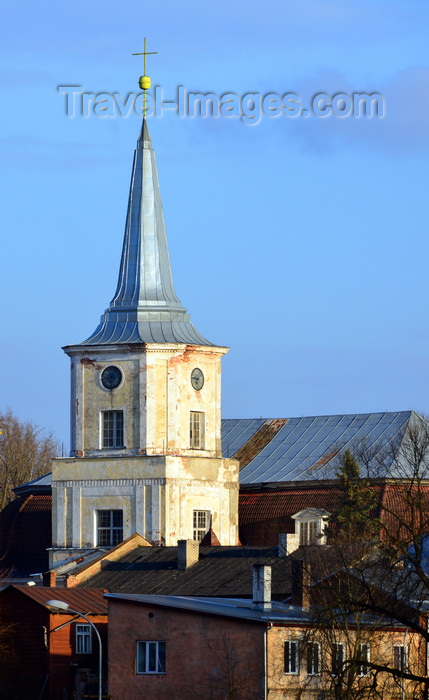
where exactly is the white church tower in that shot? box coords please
[50,116,239,565]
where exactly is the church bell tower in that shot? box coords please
[50,53,238,565]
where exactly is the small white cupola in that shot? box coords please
[291,508,331,546]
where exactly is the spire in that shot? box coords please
[80,119,213,346]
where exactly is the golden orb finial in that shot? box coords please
[133,38,157,116]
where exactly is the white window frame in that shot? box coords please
[190,411,205,449]
[393,645,407,672]
[101,409,124,449]
[307,641,320,675]
[331,642,345,674]
[193,510,211,542]
[300,520,318,546]
[136,641,166,674]
[76,623,92,654]
[284,640,299,675]
[96,509,123,546]
[357,643,370,677]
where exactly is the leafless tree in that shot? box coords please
[301,416,429,699]
[0,408,59,508]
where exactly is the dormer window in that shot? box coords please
[299,520,318,546]
[291,509,331,547]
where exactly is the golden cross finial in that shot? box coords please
[133,38,157,79]
[133,38,157,116]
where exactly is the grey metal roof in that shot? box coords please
[105,592,309,623]
[221,418,267,458]
[77,119,213,346]
[13,473,53,496]
[15,412,422,496]
[222,411,416,484]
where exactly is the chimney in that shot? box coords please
[177,539,199,570]
[42,571,57,587]
[291,560,311,610]
[278,533,300,557]
[252,565,271,611]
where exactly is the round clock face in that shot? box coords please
[101,366,122,390]
[191,367,204,391]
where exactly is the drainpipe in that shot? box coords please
[402,627,408,700]
[264,622,273,700]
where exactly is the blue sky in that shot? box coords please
[2,0,429,449]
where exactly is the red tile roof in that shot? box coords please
[239,488,343,545]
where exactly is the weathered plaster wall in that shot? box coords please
[51,455,239,556]
[66,343,227,458]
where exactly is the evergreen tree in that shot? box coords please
[329,449,379,542]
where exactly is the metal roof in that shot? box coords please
[13,412,422,503]
[105,592,309,623]
[14,472,52,496]
[9,586,108,614]
[74,119,213,347]
[222,411,415,484]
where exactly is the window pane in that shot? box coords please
[137,642,146,673]
[309,521,317,543]
[157,642,166,672]
[136,641,166,674]
[307,643,319,675]
[148,642,157,672]
[76,624,91,654]
[193,510,210,541]
[102,411,124,448]
[358,643,370,676]
[97,510,123,546]
[332,643,344,674]
[394,646,406,671]
[284,641,298,674]
[190,412,204,449]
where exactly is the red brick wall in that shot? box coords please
[108,598,266,700]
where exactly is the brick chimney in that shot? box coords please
[42,571,57,587]
[291,560,311,610]
[177,539,200,570]
[252,565,271,611]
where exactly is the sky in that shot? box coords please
[1,0,429,451]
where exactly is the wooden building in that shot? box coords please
[0,585,107,700]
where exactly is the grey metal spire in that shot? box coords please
[81,119,213,346]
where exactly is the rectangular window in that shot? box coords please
[76,624,92,654]
[358,643,370,677]
[307,642,320,675]
[332,643,345,674]
[193,510,211,542]
[190,411,205,449]
[300,521,318,546]
[102,410,124,448]
[97,510,123,546]
[394,645,407,672]
[284,641,299,674]
[136,641,166,674]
